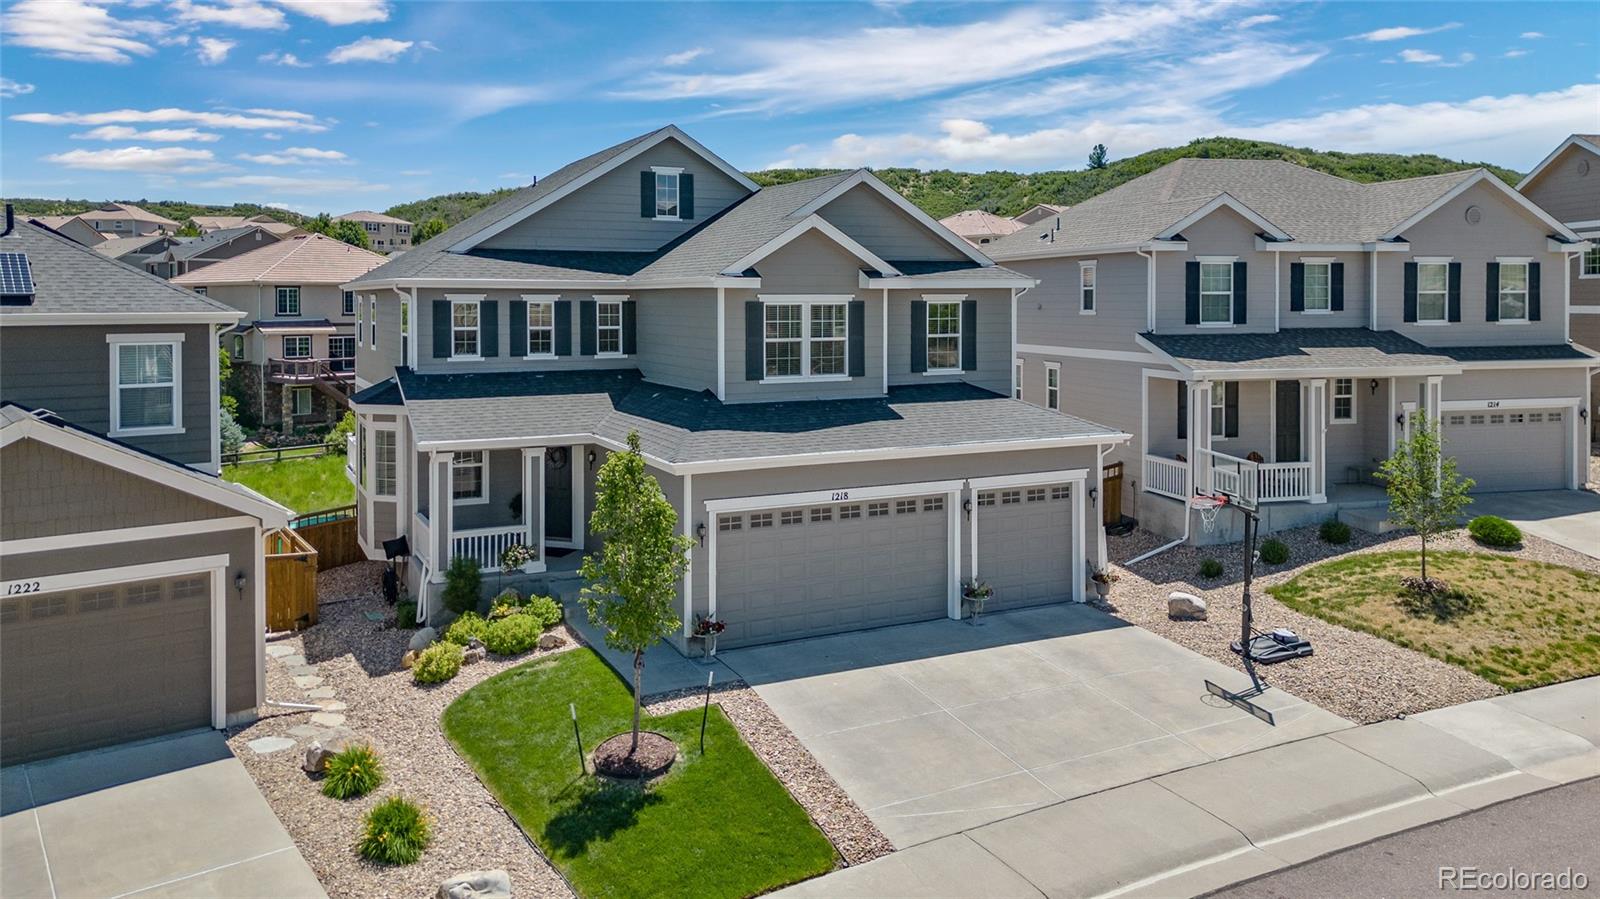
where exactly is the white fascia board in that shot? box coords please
[1251,237,1413,253]
[448,125,759,253]
[1131,333,1196,377]
[722,215,900,277]
[989,241,1186,263]
[0,311,242,325]
[1160,193,1293,241]
[864,275,1038,289]
[1550,237,1594,253]
[1190,364,1462,380]
[785,170,993,267]
[345,276,759,292]
[1516,136,1600,190]
[1386,170,1582,242]
[1455,356,1599,370]
[704,478,969,514]
[1015,343,1168,365]
[674,433,1131,475]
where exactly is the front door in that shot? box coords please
[1275,381,1301,462]
[544,447,573,543]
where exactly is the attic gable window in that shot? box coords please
[653,166,682,220]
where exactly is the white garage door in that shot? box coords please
[1443,408,1568,492]
[975,483,1075,611]
[714,494,950,648]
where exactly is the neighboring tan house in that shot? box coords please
[173,234,386,432]
[1014,203,1069,226]
[986,159,1595,543]
[0,206,289,763]
[34,214,111,246]
[91,233,180,271]
[335,210,413,252]
[939,209,1025,247]
[191,214,305,239]
[146,225,283,279]
[78,202,180,237]
[343,124,1127,650]
[1518,134,1600,438]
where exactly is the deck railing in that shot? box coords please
[451,524,528,571]
[1257,461,1314,502]
[267,357,356,382]
[1142,454,1190,500]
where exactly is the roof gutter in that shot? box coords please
[990,240,1188,263]
[341,275,762,292]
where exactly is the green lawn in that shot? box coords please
[1268,550,1600,690]
[442,649,836,899]
[223,452,353,514]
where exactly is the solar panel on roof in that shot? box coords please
[0,252,35,297]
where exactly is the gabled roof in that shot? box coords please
[92,202,180,228]
[1139,327,1597,378]
[172,233,385,286]
[1517,134,1600,191]
[92,233,173,260]
[940,209,1025,242]
[335,210,411,225]
[166,225,277,262]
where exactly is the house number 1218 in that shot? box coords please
[830,491,850,501]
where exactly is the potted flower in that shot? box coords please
[689,615,726,658]
[962,579,993,625]
[1090,565,1119,600]
[500,543,538,574]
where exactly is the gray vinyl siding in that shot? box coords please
[353,289,404,384]
[1519,144,1600,225]
[449,448,527,531]
[1375,180,1568,346]
[1276,251,1370,328]
[1573,254,1600,309]
[1153,206,1276,333]
[0,322,215,467]
[179,230,278,273]
[816,184,968,262]
[1440,367,1587,402]
[635,289,717,392]
[411,288,636,375]
[1007,253,1148,352]
[1324,380,1390,479]
[479,138,751,253]
[886,287,1011,395]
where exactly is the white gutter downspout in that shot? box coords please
[390,285,410,372]
[1273,248,1281,332]
[1369,248,1379,331]
[1136,247,1156,332]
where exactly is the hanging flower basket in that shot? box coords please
[499,543,538,574]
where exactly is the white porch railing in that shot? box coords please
[451,524,528,571]
[1257,461,1314,502]
[1143,454,1190,500]
[1203,449,1252,505]
[413,511,431,566]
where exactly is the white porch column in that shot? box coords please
[522,447,544,567]
[1421,375,1444,425]
[1190,380,1213,495]
[681,472,694,637]
[430,451,453,582]
[1306,378,1328,503]
[946,486,961,619]
[1071,478,1086,603]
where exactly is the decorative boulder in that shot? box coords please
[408,627,438,652]
[301,730,359,774]
[537,633,567,651]
[438,870,511,899]
[462,646,487,665]
[400,649,419,669]
[1168,592,1208,621]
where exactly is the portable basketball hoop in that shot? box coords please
[1190,492,1228,534]
[1191,489,1277,725]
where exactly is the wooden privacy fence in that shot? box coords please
[265,527,318,631]
[1101,462,1124,526]
[223,442,340,466]
[291,504,362,571]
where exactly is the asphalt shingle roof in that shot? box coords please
[393,368,1121,464]
[1142,328,1595,373]
[91,234,171,259]
[167,225,270,262]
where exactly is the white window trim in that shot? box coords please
[1580,246,1600,280]
[924,293,965,375]
[1331,377,1357,425]
[107,333,185,437]
[1196,258,1235,326]
[594,294,629,358]
[274,285,300,317]
[1495,258,1531,324]
[522,294,559,359]
[1013,359,1023,400]
[281,334,312,359]
[757,294,852,383]
[369,297,378,347]
[451,449,489,506]
[449,296,484,361]
[1078,261,1097,315]
[1209,380,1234,440]
[652,165,683,222]
[1044,360,1060,412]
[356,298,364,347]
[292,387,312,416]
[342,290,355,317]
[1300,257,1333,315]
[1413,258,1451,325]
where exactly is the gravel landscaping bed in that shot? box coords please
[1101,525,1599,724]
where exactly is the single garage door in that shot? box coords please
[975,483,1074,611]
[1,574,212,764]
[1443,409,1568,492]
[715,494,950,647]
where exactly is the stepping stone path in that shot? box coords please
[247,736,296,755]
[248,638,362,758]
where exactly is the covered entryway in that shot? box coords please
[1442,407,1569,492]
[972,478,1078,612]
[1,568,218,764]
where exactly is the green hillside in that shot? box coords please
[384,188,519,228]
[2,198,303,226]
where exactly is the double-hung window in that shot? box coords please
[369,297,378,346]
[1079,262,1096,313]
[275,285,300,317]
[1013,360,1023,399]
[1210,381,1234,438]
[451,451,486,503]
[282,335,311,359]
[451,299,481,359]
[1332,377,1355,423]
[596,299,624,356]
[526,298,555,357]
[653,166,681,220]
[1045,362,1059,411]
[926,300,962,372]
[1416,262,1449,323]
[1199,262,1233,324]
[373,429,396,497]
[342,290,355,316]
[328,336,355,372]
[109,336,181,434]
[762,297,848,379]
[1497,261,1530,322]
[1303,261,1331,312]
[1584,247,1600,278]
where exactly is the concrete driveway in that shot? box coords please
[2,731,324,898]
[1467,490,1600,559]
[721,603,1351,848]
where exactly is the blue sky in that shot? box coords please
[1,1,1595,215]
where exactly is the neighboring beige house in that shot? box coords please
[147,225,283,279]
[1518,134,1600,437]
[939,209,1025,247]
[1014,203,1069,226]
[33,214,111,246]
[191,214,304,238]
[172,234,386,432]
[335,210,413,252]
[90,233,181,270]
[78,202,180,237]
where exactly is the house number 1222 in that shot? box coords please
[5,581,41,596]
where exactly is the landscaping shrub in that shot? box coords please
[1259,539,1291,565]
[444,611,489,646]
[357,795,431,866]
[441,555,482,615]
[483,614,540,655]
[219,407,246,456]
[329,411,356,454]
[522,594,563,630]
[321,744,384,799]
[394,600,417,629]
[412,642,464,684]
[1318,518,1351,545]
[487,589,525,619]
[1468,515,1522,548]
[1198,558,1224,579]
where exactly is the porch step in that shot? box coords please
[1341,506,1397,535]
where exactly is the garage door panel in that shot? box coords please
[976,485,1074,612]
[1442,408,1567,492]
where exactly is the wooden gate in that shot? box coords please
[291,504,362,571]
[265,528,319,631]
[1101,462,1124,526]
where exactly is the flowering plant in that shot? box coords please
[962,579,993,600]
[692,615,727,636]
[500,543,538,573]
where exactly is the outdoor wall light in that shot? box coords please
[1395,413,1405,426]
[1088,486,1098,503]
[696,522,707,546]
[234,571,247,598]
[1581,408,1589,422]
[962,498,973,519]
[586,449,597,469]
[1369,379,1379,396]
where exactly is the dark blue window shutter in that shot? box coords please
[432,300,450,357]
[622,301,638,355]
[1403,263,1418,322]
[1289,262,1305,311]
[509,300,527,357]
[1177,382,1187,440]
[745,302,764,381]
[480,300,498,357]
[1529,262,1541,321]
[579,300,597,355]
[1448,262,1462,323]
[1185,262,1200,324]
[847,300,865,378]
[680,173,694,219]
[1232,261,1247,324]
[960,300,978,371]
[640,172,654,218]
[910,299,927,373]
[1224,381,1239,438]
[554,300,572,356]
[1331,262,1345,311]
[1484,262,1500,322]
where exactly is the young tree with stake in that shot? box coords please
[579,432,694,755]
[1378,415,1473,588]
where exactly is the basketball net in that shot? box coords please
[1190,493,1229,533]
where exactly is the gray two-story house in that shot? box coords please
[988,159,1595,543]
[344,125,1128,651]
[0,208,288,763]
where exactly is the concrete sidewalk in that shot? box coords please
[775,677,1600,899]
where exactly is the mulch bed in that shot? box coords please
[593,731,677,780]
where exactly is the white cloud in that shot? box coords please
[662,47,707,66]
[169,0,287,30]
[72,125,222,142]
[197,173,389,194]
[1520,31,1544,39]
[1237,14,1280,29]
[1351,22,1460,42]
[46,146,223,172]
[238,146,348,164]
[258,49,309,66]
[0,77,35,98]
[1503,48,1528,59]
[2,0,168,63]
[399,169,429,176]
[12,106,326,131]
[196,36,235,64]
[326,35,411,63]
[1399,48,1441,64]
[269,0,388,25]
